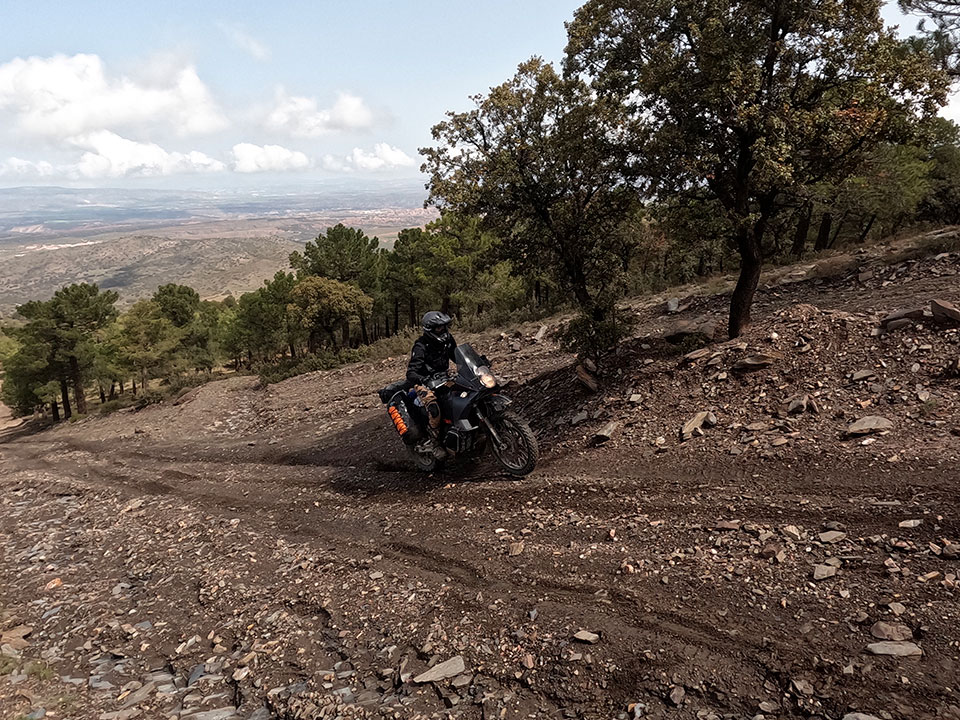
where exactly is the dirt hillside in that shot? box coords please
[1,232,959,720]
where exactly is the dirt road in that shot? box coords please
[2,243,959,720]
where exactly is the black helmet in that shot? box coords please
[421,310,452,344]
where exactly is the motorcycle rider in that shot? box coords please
[407,311,456,458]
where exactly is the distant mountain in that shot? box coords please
[0,181,430,242]
[0,183,437,315]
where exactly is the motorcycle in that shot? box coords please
[378,343,539,475]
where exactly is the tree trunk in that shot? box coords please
[857,214,877,244]
[814,213,832,252]
[132,379,137,395]
[289,341,297,360]
[791,204,812,257]
[108,382,117,400]
[51,400,60,422]
[534,280,542,306]
[340,320,350,347]
[394,299,400,335]
[59,375,72,419]
[99,384,106,404]
[828,211,848,249]
[69,355,87,415]
[119,379,124,395]
[384,313,390,338]
[141,369,147,392]
[441,295,451,316]
[408,297,417,329]
[359,315,369,345]
[728,231,763,339]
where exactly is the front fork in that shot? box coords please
[475,407,505,448]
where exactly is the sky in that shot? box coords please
[0,1,953,189]
[0,0,582,188]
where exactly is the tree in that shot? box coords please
[222,290,286,365]
[900,0,960,75]
[566,0,949,337]
[290,277,373,351]
[421,58,641,356]
[290,224,382,343]
[153,284,201,327]
[114,300,179,391]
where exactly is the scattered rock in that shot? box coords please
[931,298,960,325]
[732,353,780,372]
[681,411,717,441]
[413,656,466,683]
[576,364,599,393]
[846,416,893,437]
[592,422,619,445]
[898,519,922,529]
[782,525,803,542]
[573,630,600,644]
[818,530,846,544]
[865,641,922,657]
[665,316,717,344]
[881,308,925,327]
[813,564,838,580]
[668,685,685,706]
[508,541,524,556]
[870,621,913,641]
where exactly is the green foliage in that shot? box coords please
[558,303,636,363]
[113,299,180,389]
[290,276,374,350]
[566,0,949,337]
[290,224,381,291]
[153,284,201,327]
[422,58,640,338]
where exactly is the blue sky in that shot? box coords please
[0,1,952,188]
[0,1,582,187]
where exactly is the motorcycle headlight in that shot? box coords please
[479,368,497,388]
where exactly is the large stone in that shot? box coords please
[818,531,846,544]
[593,422,619,445]
[576,364,598,393]
[931,299,960,325]
[813,564,837,580]
[573,630,600,644]
[732,353,780,372]
[664,316,718,344]
[0,626,32,651]
[846,416,893,436]
[681,411,717,441]
[870,621,913,642]
[413,656,466,684]
[865,641,922,657]
[881,308,925,327]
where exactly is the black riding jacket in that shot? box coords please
[406,333,457,385]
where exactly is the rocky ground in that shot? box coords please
[1,232,959,720]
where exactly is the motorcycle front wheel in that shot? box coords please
[488,410,539,476]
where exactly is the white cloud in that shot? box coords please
[265,90,375,137]
[0,131,225,179]
[219,23,270,61]
[231,143,310,173]
[0,53,228,139]
[323,143,414,172]
[0,157,57,178]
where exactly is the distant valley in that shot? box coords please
[0,183,438,316]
